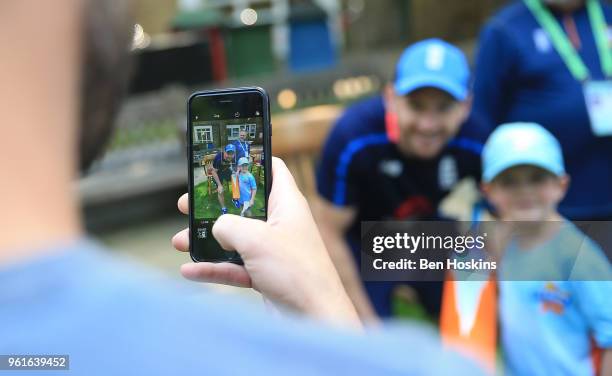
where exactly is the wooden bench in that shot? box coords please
[271,105,343,199]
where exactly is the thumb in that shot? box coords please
[212,214,268,259]
[270,157,301,199]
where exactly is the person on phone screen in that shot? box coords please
[210,144,237,214]
[237,157,257,217]
[233,129,251,162]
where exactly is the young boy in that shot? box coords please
[481,123,612,375]
[237,157,257,217]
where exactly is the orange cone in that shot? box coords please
[440,275,497,374]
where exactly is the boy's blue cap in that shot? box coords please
[482,122,565,183]
[225,144,236,153]
[238,157,249,166]
[394,38,469,100]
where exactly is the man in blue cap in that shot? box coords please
[314,39,490,321]
[210,144,237,214]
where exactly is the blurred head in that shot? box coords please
[79,0,134,173]
[224,144,236,160]
[481,123,569,221]
[238,157,249,172]
[1,0,132,172]
[384,39,471,159]
[0,0,133,253]
[239,130,247,141]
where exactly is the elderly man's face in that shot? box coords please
[239,130,247,141]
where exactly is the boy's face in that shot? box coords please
[482,165,569,221]
[240,163,249,171]
[385,86,469,159]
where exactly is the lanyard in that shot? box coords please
[524,0,612,81]
[238,140,249,154]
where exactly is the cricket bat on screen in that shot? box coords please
[231,173,240,200]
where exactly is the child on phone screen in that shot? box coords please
[237,157,257,217]
[480,123,612,376]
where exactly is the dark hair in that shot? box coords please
[79,0,134,172]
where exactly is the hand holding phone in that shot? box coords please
[173,158,362,328]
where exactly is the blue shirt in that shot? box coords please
[0,239,484,376]
[498,223,612,376]
[472,1,612,220]
[233,140,251,160]
[238,171,257,204]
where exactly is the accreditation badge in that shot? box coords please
[584,80,612,136]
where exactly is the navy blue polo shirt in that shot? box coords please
[472,1,612,220]
[316,95,489,266]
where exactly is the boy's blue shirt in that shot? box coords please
[498,221,612,376]
[238,171,257,204]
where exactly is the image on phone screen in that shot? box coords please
[188,88,270,263]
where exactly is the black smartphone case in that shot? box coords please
[187,87,272,264]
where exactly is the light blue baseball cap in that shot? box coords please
[238,157,249,166]
[482,122,565,183]
[394,38,470,100]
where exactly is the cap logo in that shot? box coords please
[512,134,534,151]
[425,44,445,71]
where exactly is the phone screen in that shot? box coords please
[188,88,270,263]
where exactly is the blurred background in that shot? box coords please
[84,0,505,288]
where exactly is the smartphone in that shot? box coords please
[187,87,272,263]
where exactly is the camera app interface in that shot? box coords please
[190,93,267,261]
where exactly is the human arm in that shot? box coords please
[209,158,224,192]
[172,157,362,329]
[311,196,379,323]
[249,188,256,206]
[210,169,222,189]
[249,175,256,206]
